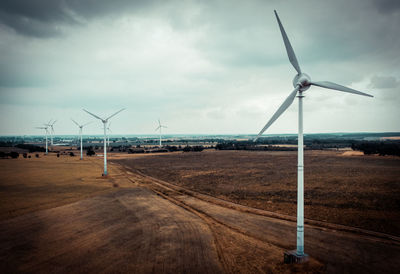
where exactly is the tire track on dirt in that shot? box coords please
[114,161,400,274]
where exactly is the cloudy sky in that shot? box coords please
[0,0,399,135]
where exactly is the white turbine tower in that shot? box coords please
[36,126,49,155]
[255,10,373,261]
[107,122,112,149]
[83,108,125,176]
[155,119,167,147]
[71,119,92,160]
[45,120,57,146]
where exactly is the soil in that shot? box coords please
[116,150,400,236]
[0,150,399,273]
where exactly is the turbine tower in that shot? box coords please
[36,126,49,155]
[155,119,167,147]
[107,122,112,149]
[255,10,373,261]
[71,119,91,160]
[83,108,125,176]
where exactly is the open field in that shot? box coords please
[116,150,400,236]
[0,153,134,220]
[1,151,399,273]
[0,153,323,273]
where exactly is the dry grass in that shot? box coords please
[117,150,400,235]
[0,152,133,220]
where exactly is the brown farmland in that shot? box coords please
[116,150,400,236]
[1,150,399,273]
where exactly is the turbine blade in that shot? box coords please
[52,120,57,125]
[155,126,160,131]
[310,81,373,97]
[83,109,103,120]
[255,86,299,141]
[71,118,80,127]
[106,108,125,120]
[274,10,301,74]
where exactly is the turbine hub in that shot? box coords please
[293,73,311,91]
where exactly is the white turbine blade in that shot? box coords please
[83,109,103,120]
[106,108,125,120]
[155,126,160,131]
[310,81,373,97]
[71,118,80,127]
[52,120,57,125]
[274,10,301,74]
[255,86,299,141]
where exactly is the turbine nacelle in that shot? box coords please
[293,73,311,92]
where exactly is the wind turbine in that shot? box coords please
[83,108,125,176]
[45,120,57,146]
[255,10,373,261]
[155,119,167,147]
[71,119,92,160]
[36,125,49,155]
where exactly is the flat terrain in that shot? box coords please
[1,151,399,273]
[117,150,400,235]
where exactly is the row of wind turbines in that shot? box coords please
[37,108,168,176]
[36,10,373,261]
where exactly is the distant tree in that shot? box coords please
[23,153,28,158]
[57,153,60,158]
[16,144,45,152]
[69,152,75,157]
[10,151,19,159]
[87,148,95,156]
[35,154,39,158]
[28,155,31,158]
[0,151,6,158]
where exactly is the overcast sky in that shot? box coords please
[0,0,399,136]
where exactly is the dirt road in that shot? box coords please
[116,160,400,274]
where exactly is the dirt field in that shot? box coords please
[0,153,323,273]
[0,153,134,220]
[1,151,399,273]
[116,150,400,236]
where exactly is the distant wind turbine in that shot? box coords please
[83,108,125,176]
[36,125,49,155]
[71,119,92,160]
[155,119,167,147]
[254,10,373,261]
[45,120,57,146]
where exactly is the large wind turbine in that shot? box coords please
[83,108,125,176]
[45,120,57,146]
[255,10,373,260]
[71,119,92,160]
[155,119,167,147]
[36,126,49,155]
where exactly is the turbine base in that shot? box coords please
[284,250,309,264]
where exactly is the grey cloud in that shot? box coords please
[0,0,160,37]
[374,0,400,14]
[369,76,400,89]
